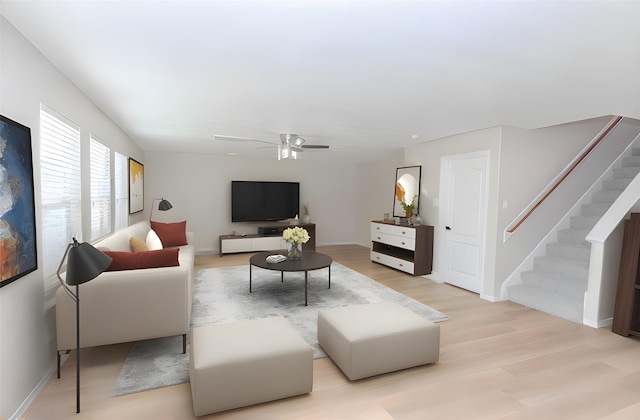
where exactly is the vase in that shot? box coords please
[287,243,302,260]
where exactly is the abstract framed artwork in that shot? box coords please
[128,158,144,214]
[0,115,37,288]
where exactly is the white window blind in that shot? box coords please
[90,135,111,240]
[40,105,82,286]
[114,152,129,231]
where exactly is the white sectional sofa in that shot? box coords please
[55,220,194,374]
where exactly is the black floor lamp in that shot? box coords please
[57,238,112,414]
[150,197,173,221]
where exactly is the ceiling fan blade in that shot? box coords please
[214,134,276,145]
[301,144,330,149]
[214,135,255,142]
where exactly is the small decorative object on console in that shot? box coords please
[282,227,310,260]
[302,203,311,223]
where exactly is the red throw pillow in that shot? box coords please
[150,221,188,247]
[103,249,180,272]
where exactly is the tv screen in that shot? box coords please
[232,181,300,222]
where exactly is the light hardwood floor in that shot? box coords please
[24,245,640,419]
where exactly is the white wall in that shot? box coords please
[143,151,394,254]
[355,154,406,246]
[0,17,144,419]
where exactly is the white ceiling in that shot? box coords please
[2,0,640,162]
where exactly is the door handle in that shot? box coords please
[445,226,452,230]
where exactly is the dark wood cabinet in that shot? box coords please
[612,213,640,336]
[370,221,433,276]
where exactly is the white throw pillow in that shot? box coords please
[146,229,163,250]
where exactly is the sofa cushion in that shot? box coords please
[103,249,180,271]
[151,221,188,247]
[130,236,149,252]
[94,221,151,252]
[146,229,163,250]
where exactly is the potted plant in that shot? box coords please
[400,194,418,218]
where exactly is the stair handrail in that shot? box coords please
[504,115,623,241]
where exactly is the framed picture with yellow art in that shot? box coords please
[1,114,37,288]
[129,158,144,214]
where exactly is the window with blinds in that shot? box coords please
[114,152,129,231]
[40,105,82,286]
[90,135,111,240]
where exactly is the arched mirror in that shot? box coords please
[393,165,421,218]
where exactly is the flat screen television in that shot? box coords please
[231,181,300,222]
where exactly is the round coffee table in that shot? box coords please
[249,250,333,306]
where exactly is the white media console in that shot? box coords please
[219,223,316,256]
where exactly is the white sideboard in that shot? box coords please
[370,221,433,276]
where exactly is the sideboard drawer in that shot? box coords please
[370,251,414,275]
[221,237,253,254]
[371,231,415,251]
[371,222,416,239]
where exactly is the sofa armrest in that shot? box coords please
[56,265,190,351]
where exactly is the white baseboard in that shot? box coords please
[9,362,57,420]
[481,293,507,302]
[583,317,613,329]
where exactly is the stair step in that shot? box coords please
[591,189,622,204]
[533,255,590,278]
[621,156,640,167]
[632,148,640,157]
[507,284,583,324]
[520,270,587,298]
[613,166,640,179]
[558,228,590,244]
[546,242,591,261]
[602,178,632,191]
[569,215,600,230]
[580,202,611,217]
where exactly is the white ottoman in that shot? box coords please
[189,316,313,416]
[317,301,440,380]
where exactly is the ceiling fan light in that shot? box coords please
[278,144,297,160]
[293,136,305,147]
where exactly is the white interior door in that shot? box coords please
[440,152,489,294]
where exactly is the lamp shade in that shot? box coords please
[158,198,173,211]
[65,241,113,286]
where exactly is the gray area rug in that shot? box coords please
[111,262,449,397]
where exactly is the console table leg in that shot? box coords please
[249,264,252,293]
[328,265,331,289]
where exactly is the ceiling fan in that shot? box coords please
[214,133,329,159]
